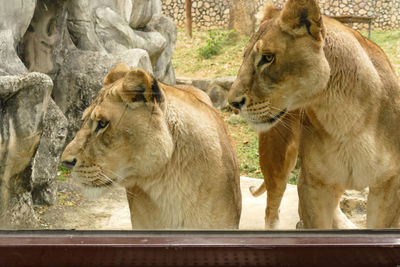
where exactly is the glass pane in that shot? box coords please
[0,0,399,232]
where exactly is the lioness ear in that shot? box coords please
[104,62,130,85]
[279,0,324,41]
[261,2,280,23]
[121,68,162,103]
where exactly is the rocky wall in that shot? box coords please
[162,0,230,29]
[162,0,400,31]
[0,0,177,228]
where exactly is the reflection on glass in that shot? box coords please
[0,0,399,231]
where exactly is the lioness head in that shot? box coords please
[61,63,174,194]
[228,0,330,132]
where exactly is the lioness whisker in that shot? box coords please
[99,170,136,198]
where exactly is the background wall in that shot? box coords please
[162,0,230,29]
[162,0,400,31]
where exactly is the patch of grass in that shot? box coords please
[221,111,263,179]
[198,30,223,59]
[57,165,70,182]
[172,29,249,78]
[288,168,299,185]
[362,31,400,76]
[198,30,238,59]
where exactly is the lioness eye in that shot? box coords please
[258,54,275,67]
[95,120,109,132]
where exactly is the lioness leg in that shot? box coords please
[258,110,301,229]
[332,202,358,229]
[367,176,400,228]
[297,172,345,228]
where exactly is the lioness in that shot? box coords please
[61,63,241,229]
[229,0,400,229]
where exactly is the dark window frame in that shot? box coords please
[1,229,399,266]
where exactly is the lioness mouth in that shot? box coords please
[267,108,287,123]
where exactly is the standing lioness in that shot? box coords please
[229,0,400,228]
[62,63,241,229]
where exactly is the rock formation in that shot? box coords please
[0,0,177,228]
[0,73,53,228]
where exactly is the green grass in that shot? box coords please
[222,111,263,179]
[172,29,249,78]
[363,31,400,76]
[57,165,70,182]
[173,30,400,182]
[198,30,239,59]
[288,168,299,185]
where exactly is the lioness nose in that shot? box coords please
[62,159,77,170]
[229,97,246,110]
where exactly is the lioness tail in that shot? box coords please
[249,182,266,197]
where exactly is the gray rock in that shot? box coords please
[215,76,235,91]
[0,0,36,44]
[19,0,71,77]
[133,30,167,59]
[206,82,229,109]
[31,99,68,205]
[53,48,152,142]
[192,79,212,91]
[146,14,177,84]
[176,77,193,86]
[152,0,162,16]
[0,30,27,75]
[114,0,133,22]
[176,77,212,92]
[67,0,105,51]
[162,62,177,85]
[0,72,53,229]
[94,6,136,52]
[129,0,158,29]
[95,7,166,57]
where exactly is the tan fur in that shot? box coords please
[261,2,281,23]
[62,63,241,229]
[257,110,301,229]
[228,0,400,229]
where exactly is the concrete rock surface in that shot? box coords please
[53,48,152,142]
[0,72,53,229]
[32,99,68,206]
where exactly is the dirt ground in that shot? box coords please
[34,177,367,230]
[34,178,132,230]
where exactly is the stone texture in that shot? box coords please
[67,0,105,51]
[163,0,400,31]
[53,48,152,142]
[192,79,212,91]
[0,0,36,45]
[177,76,231,109]
[0,30,27,75]
[0,72,53,229]
[206,82,228,109]
[146,14,177,84]
[129,0,159,29]
[0,0,178,228]
[162,0,230,29]
[19,0,71,77]
[215,76,235,91]
[31,99,68,205]
[94,6,166,56]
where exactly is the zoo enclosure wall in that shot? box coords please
[161,0,400,31]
